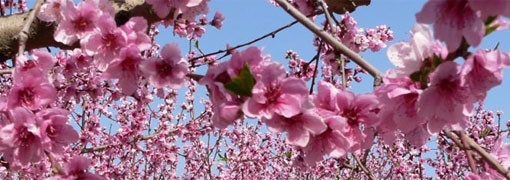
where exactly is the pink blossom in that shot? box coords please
[334,88,380,152]
[102,44,143,95]
[47,156,105,180]
[264,100,327,147]
[36,108,79,154]
[416,0,485,51]
[242,62,308,119]
[375,73,429,146]
[386,23,447,77]
[37,0,70,22]
[146,0,203,19]
[54,0,100,44]
[460,49,504,101]
[211,11,224,29]
[418,61,475,134]
[120,17,151,52]
[140,43,189,89]
[82,14,127,70]
[468,0,510,18]
[302,116,351,164]
[8,72,56,110]
[14,50,56,79]
[0,107,43,167]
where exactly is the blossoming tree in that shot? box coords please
[0,0,509,179]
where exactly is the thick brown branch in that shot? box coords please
[274,0,383,80]
[16,0,44,61]
[0,0,178,63]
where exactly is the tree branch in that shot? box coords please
[273,0,383,80]
[353,154,377,180]
[0,0,179,63]
[444,129,510,179]
[16,0,44,61]
[188,20,300,66]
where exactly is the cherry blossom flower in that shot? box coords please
[375,72,430,146]
[14,50,56,80]
[120,17,151,52]
[334,88,380,152]
[418,61,475,134]
[302,116,351,164]
[242,62,308,119]
[102,44,143,95]
[46,156,105,180]
[461,49,504,102]
[468,0,510,18]
[0,107,43,167]
[37,0,70,22]
[36,108,79,154]
[386,23,447,77]
[211,11,224,29]
[82,14,127,70]
[140,43,189,89]
[146,0,203,19]
[54,0,101,45]
[8,72,56,110]
[416,0,485,51]
[264,99,327,147]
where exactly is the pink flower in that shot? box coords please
[102,44,143,95]
[36,108,79,154]
[468,0,510,18]
[37,0,70,22]
[140,43,189,89]
[8,72,56,110]
[211,11,225,30]
[302,116,351,164]
[120,17,151,52]
[242,62,308,119]
[460,49,504,101]
[334,88,380,152]
[375,73,430,146]
[416,0,485,51]
[47,156,105,180]
[227,46,268,77]
[82,14,127,70]
[0,107,43,167]
[418,61,475,134]
[54,0,100,44]
[14,50,56,79]
[386,23,447,77]
[146,0,203,19]
[264,100,327,147]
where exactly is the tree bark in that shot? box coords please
[0,0,174,63]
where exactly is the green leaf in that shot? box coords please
[194,40,199,48]
[218,153,228,162]
[485,25,499,36]
[432,55,442,68]
[224,63,256,96]
[410,72,421,82]
[485,16,497,26]
[284,152,292,158]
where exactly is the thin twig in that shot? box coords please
[309,40,323,94]
[274,0,383,81]
[0,68,13,75]
[45,151,64,175]
[188,20,299,66]
[353,154,377,180]
[16,0,44,61]
[444,129,510,179]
